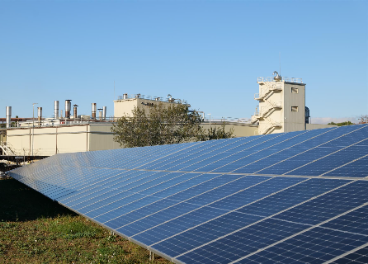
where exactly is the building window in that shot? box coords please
[291,106,299,112]
[291,87,299,94]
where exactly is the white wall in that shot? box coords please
[7,125,90,156]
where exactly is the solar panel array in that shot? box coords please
[9,124,368,264]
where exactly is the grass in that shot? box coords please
[0,178,170,263]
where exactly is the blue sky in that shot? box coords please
[0,0,367,123]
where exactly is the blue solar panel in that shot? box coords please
[238,227,368,264]
[325,155,368,178]
[330,246,368,264]
[274,181,368,225]
[8,124,368,264]
[177,218,309,264]
[320,205,368,236]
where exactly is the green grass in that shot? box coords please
[0,178,170,263]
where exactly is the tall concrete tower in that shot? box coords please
[251,72,306,135]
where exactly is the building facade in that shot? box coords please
[251,72,306,134]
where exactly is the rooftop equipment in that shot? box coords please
[273,71,282,81]
[98,109,103,120]
[6,106,11,128]
[37,107,42,126]
[91,103,97,119]
[54,101,59,119]
[73,104,78,119]
[65,100,72,118]
[305,106,310,124]
[123,94,128,99]
[102,106,107,120]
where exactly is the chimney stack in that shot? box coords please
[65,100,72,118]
[91,103,97,119]
[6,106,11,128]
[73,104,78,119]
[54,101,59,119]
[37,107,42,126]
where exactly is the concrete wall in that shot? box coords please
[5,121,340,156]
[5,128,31,156]
[202,123,258,137]
[283,82,306,133]
[306,124,337,130]
[114,98,183,118]
[114,99,138,118]
[6,125,90,156]
[89,123,122,151]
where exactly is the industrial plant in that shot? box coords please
[0,73,333,159]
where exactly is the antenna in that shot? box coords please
[114,80,115,101]
[279,52,281,75]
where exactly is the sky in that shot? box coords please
[0,0,367,124]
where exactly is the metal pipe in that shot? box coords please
[37,107,42,126]
[6,106,11,128]
[65,100,72,118]
[102,106,107,120]
[91,103,97,119]
[54,101,59,119]
[73,104,78,119]
[98,109,103,120]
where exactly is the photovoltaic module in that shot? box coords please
[9,124,368,263]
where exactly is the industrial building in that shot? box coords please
[251,71,308,134]
[1,73,334,158]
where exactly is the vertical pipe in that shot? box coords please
[73,104,78,119]
[65,100,68,118]
[6,106,11,128]
[102,106,107,120]
[37,107,42,126]
[54,101,59,119]
[65,100,71,118]
[91,103,97,119]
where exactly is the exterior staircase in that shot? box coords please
[251,81,283,134]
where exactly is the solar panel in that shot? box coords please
[8,124,368,264]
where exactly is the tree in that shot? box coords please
[328,121,354,126]
[111,103,233,148]
[197,122,234,141]
[358,115,368,124]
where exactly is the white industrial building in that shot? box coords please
[251,72,307,134]
[1,74,334,157]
